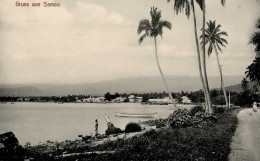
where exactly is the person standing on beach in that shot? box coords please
[95,119,98,136]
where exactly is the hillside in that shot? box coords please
[0,75,244,96]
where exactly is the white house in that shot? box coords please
[76,99,82,103]
[181,96,192,104]
[148,99,168,105]
[163,97,178,104]
[82,98,88,102]
[128,95,136,103]
[17,98,23,102]
[112,97,125,103]
[98,97,106,103]
[24,98,30,102]
[136,97,143,103]
[92,98,99,103]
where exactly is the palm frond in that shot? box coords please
[216,43,223,53]
[250,31,260,54]
[157,20,172,37]
[150,7,161,28]
[256,18,260,29]
[171,0,191,18]
[139,33,148,44]
[250,31,260,45]
[185,0,191,18]
[216,31,228,37]
[208,43,213,56]
[221,0,226,6]
[195,0,203,10]
[137,19,151,35]
[220,38,228,45]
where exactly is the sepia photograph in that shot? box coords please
[0,0,260,160]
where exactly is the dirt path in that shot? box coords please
[229,108,260,161]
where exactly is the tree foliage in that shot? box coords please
[137,7,172,44]
[201,20,228,56]
[245,57,260,84]
[249,17,260,57]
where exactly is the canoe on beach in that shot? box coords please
[115,112,157,118]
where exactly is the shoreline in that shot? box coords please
[22,107,242,160]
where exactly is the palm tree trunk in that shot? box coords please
[213,45,228,107]
[154,37,176,107]
[202,0,213,114]
[191,0,208,110]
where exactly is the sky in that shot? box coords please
[0,0,259,84]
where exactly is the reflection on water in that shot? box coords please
[0,102,194,145]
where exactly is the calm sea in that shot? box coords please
[0,102,194,145]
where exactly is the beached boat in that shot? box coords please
[116,112,157,118]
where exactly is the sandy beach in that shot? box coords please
[229,108,260,161]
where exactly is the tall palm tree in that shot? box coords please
[202,20,228,107]
[201,0,226,114]
[137,7,176,106]
[167,0,209,111]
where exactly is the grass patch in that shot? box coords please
[86,109,240,161]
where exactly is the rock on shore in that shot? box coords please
[0,132,25,160]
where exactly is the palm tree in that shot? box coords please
[202,20,228,107]
[137,7,176,106]
[249,17,260,58]
[246,18,260,85]
[201,0,226,114]
[167,0,209,111]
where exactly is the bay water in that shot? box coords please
[0,102,194,145]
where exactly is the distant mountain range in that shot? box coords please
[0,75,245,96]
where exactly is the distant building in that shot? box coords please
[17,98,23,102]
[76,99,82,103]
[92,98,101,103]
[98,97,106,103]
[136,97,143,103]
[128,95,136,103]
[86,98,92,103]
[181,96,192,104]
[112,97,125,103]
[82,98,88,102]
[24,98,30,102]
[163,97,178,104]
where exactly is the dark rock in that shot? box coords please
[82,135,92,141]
[105,124,123,135]
[0,132,25,161]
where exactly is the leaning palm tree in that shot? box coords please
[201,0,226,114]
[202,20,228,107]
[167,0,210,112]
[137,7,176,106]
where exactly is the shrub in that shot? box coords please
[156,121,166,128]
[190,106,204,116]
[105,125,123,135]
[125,122,141,133]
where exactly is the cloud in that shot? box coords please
[0,0,259,84]
[0,0,140,83]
